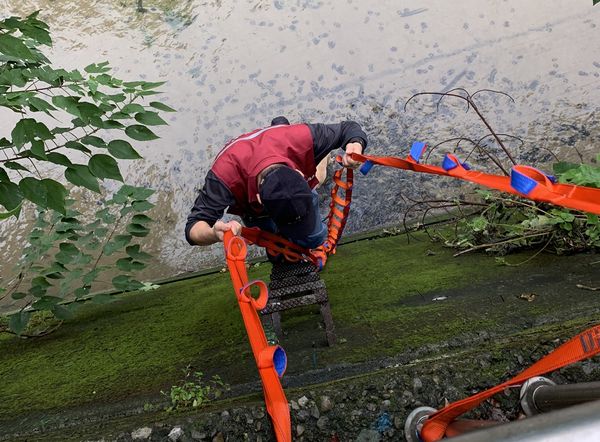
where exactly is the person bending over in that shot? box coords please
[185,116,368,252]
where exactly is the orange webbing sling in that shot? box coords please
[223,231,291,442]
[420,324,600,441]
[350,142,600,216]
[311,165,354,267]
[241,226,318,266]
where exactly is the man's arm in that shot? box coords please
[307,121,368,168]
[188,219,242,246]
[185,170,241,246]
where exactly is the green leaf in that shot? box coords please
[107,139,141,159]
[87,79,99,93]
[141,81,166,90]
[44,179,68,214]
[11,118,53,149]
[82,269,101,285]
[89,154,123,181]
[126,223,150,237]
[73,286,90,298]
[84,61,110,74]
[103,234,132,255]
[80,135,106,148]
[88,154,123,181]
[0,181,23,211]
[553,161,580,175]
[149,101,176,112]
[121,103,145,114]
[126,244,152,260]
[0,167,9,181]
[42,262,67,278]
[132,214,152,224]
[19,177,67,213]
[131,187,155,200]
[30,140,47,159]
[32,296,62,310]
[17,177,43,208]
[0,34,37,61]
[46,152,73,167]
[112,193,129,204]
[9,311,31,335]
[134,111,168,126]
[0,202,21,220]
[95,207,116,224]
[31,276,52,289]
[51,126,73,135]
[136,90,161,97]
[103,120,125,129]
[125,125,159,141]
[89,117,105,128]
[110,111,131,120]
[28,96,56,114]
[11,292,27,300]
[16,17,51,45]
[4,161,29,172]
[132,200,154,212]
[116,257,134,271]
[65,141,91,154]
[112,275,144,292]
[10,120,28,149]
[117,184,137,197]
[55,242,80,264]
[52,96,81,117]
[77,102,104,124]
[65,165,100,193]
[0,69,27,87]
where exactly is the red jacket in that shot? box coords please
[211,124,319,216]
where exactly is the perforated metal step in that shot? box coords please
[261,260,336,346]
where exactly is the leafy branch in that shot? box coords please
[0,12,174,335]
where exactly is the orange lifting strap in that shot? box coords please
[223,231,291,442]
[350,142,600,216]
[241,159,354,270]
[420,324,600,441]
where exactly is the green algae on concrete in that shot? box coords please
[0,230,598,430]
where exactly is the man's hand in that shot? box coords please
[342,142,363,169]
[189,219,242,245]
[212,220,242,242]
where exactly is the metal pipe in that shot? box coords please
[520,376,600,416]
[449,398,600,442]
[445,419,500,437]
[533,381,600,412]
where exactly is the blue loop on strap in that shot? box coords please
[360,160,374,175]
[511,169,538,195]
[410,141,427,163]
[442,154,459,171]
[273,346,287,377]
[316,257,324,272]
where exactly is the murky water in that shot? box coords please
[1,0,599,289]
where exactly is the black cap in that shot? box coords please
[270,116,290,126]
[259,166,316,238]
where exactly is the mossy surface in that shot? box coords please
[0,231,598,427]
